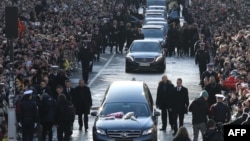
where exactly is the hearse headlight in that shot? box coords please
[96,127,106,135]
[142,127,153,135]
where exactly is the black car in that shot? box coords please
[125,40,166,73]
[91,81,160,141]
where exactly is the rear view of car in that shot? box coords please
[125,40,166,73]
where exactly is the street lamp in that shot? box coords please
[5,3,18,141]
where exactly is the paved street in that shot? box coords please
[67,52,203,141]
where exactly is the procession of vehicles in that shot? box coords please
[91,0,180,140]
[125,0,179,73]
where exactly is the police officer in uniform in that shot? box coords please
[17,90,39,141]
[195,42,210,85]
[209,94,231,123]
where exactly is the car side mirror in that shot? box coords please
[153,109,161,117]
[91,111,98,116]
[90,106,100,116]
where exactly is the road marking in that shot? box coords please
[88,54,115,86]
[100,57,108,61]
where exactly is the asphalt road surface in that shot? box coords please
[67,52,203,141]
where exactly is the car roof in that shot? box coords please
[104,81,148,103]
[145,22,168,29]
[132,39,160,43]
[145,17,165,19]
[142,25,164,29]
[146,9,165,13]
[144,17,165,20]
[145,13,164,15]
[148,5,167,10]
[146,21,167,24]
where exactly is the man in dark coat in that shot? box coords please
[37,80,53,97]
[189,90,210,141]
[63,80,74,102]
[201,63,219,88]
[48,66,59,94]
[125,23,134,51]
[172,78,189,135]
[117,21,126,54]
[195,42,210,84]
[92,29,102,61]
[55,69,69,88]
[167,22,179,56]
[204,76,222,107]
[55,94,74,141]
[17,90,39,141]
[156,75,174,131]
[99,21,110,53]
[78,43,91,84]
[109,20,119,53]
[72,79,92,132]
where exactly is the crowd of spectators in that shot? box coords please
[0,0,249,139]
[187,0,250,124]
[0,0,145,139]
[0,0,147,97]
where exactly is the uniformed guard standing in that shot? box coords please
[209,94,231,124]
[17,90,39,141]
[195,42,210,85]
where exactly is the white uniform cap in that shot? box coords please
[215,94,225,99]
[24,90,33,95]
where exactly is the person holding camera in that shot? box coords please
[203,119,223,141]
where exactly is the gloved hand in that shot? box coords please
[34,123,37,128]
[18,122,22,127]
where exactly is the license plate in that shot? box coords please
[139,63,150,66]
